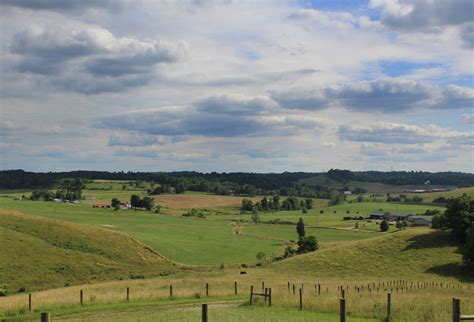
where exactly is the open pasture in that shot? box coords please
[1,268,472,322]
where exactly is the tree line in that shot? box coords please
[241,196,315,213]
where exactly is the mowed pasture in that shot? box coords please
[152,194,261,209]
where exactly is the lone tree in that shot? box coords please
[111,198,120,210]
[296,218,305,238]
[297,236,319,254]
[130,195,141,210]
[142,196,155,211]
[380,220,389,232]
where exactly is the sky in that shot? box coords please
[0,0,473,173]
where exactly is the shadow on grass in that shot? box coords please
[403,230,474,282]
[426,263,474,283]
[403,230,456,250]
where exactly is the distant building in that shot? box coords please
[343,191,352,195]
[384,213,410,222]
[368,212,385,220]
[408,216,432,226]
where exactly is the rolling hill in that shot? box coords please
[273,227,473,281]
[0,210,177,294]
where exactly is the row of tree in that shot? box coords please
[130,195,155,211]
[241,196,314,212]
[30,178,84,201]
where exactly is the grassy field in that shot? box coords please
[0,198,280,266]
[1,182,472,321]
[274,228,471,281]
[0,210,175,295]
[1,229,472,322]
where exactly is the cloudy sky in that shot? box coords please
[0,0,472,172]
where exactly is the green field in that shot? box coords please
[1,183,472,322]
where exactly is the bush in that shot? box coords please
[380,220,389,232]
[297,236,319,254]
[431,214,444,229]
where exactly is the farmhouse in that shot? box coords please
[368,212,385,220]
[384,213,410,222]
[408,215,432,226]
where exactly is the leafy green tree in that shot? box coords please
[305,198,313,209]
[241,198,253,211]
[402,221,408,229]
[296,218,305,238]
[297,236,319,254]
[251,211,260,223]
[431,214,444,229]
[380,220,389,232]
[111,198,120,208]
[444,195,473,244]
[130,195,141,210]
[142,196,154,211]
[328,190,344,206]
[464,227,474,268]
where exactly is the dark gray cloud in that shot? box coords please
[373,0,473,31]
[460,23,474,49]
[329,79,434,112]
[273,79,472,113]
[270,89,329,110]
[99,95,323,138]
[195,94,277,115]
[273,79,436,112]
[0,0,128,12]
[433,85,474,109]
[8,24,184,93]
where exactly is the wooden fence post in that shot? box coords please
[126,287,129,301]
[293,284,296,295]
[288,281,290,293]
[452,298,460,322]
[40,312,50,322]
[250,285,254,306]
[299,288,303,310]
[235,281,238,295]
[264,288,268,302]
[340,298,346,322]
[202,303,208,322]
[269,288,272,307]
[80,290,83,306]
[341,289,345,299]
[169,285,173,298]
[387,293,391,321]
[262,281,265,292]
[318,284,321,295]
[28,293,32,311]
[206,283,209,296]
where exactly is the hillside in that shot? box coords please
[273,228,473,281]
[0,210,177,294]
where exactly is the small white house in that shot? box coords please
[343,191,352,195]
